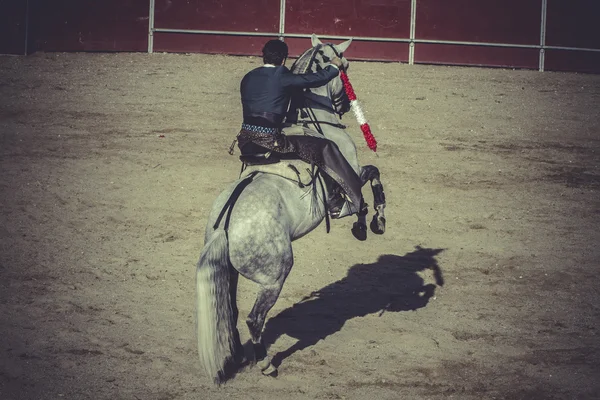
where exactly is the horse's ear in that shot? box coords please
[311,34,323,47]
[335,38,352,54]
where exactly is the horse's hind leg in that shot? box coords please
[246,281,286,376]
[360,165,386,234]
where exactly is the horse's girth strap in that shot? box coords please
[213,173,257,232]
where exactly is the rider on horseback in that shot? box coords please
[237,39,362,219]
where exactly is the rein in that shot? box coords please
[295,43,378,152]
[297,103,346,136]
[292,44,348,136]
[298,118,346,130]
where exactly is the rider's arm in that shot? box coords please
[280,65,339,89]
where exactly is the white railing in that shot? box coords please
[147,0,599,72]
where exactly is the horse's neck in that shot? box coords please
[303,88,337,120]
[301,88,362,174]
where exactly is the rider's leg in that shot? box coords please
[275,134,363,217]
[236,129,362,217]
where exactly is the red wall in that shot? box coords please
[152,0,279,54]
[285,0,411,39]
[154,0,279,32]
[0,0,28,55]
[546,0,600,49]
[414,0,542,69]
[544,0,600,73]
[1,0,598,73]
[285,0,411,61]
[29,0,148,52]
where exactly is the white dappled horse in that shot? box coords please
[196,34,387,383]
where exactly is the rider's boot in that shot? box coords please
[329,189,357,219]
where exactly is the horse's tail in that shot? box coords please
[196,229,235,384]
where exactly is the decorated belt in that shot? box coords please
[241,123,279,135]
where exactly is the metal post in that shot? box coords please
[409,0,417,64]
[279,0,286,40]
[148,0,155,53]
[539,0,547,71]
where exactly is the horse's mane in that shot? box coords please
[290,45,320,75]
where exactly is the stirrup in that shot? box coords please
[329,195,355,219]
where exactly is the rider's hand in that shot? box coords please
[330,56,344,69]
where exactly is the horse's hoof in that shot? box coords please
[257,357,270,370]
[261,364,278,377]
[370,215,386,235]
[352,222,367,241]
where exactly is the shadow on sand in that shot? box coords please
[262,246,445,369]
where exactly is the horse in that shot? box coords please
[195,34,387,384]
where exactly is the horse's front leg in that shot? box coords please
[246,281,285,376]
[360,165,386,235]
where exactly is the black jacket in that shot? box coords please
[240,64,339,126]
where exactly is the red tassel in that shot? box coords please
[339,71,357,101]
[360,123,378,152]
[340,70,378,152]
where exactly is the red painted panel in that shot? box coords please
[153,33,277,56]
[284,37,409,61]
[32,0,148,52]
[415,43,539,69]
[154,0,279,32]
[0,0,27,55]
[545,49,600,74]
[417,0,542,45]
[546,0,600,49]
[286,0,411,38]
[13,0,599,74]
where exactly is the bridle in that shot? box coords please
[295,44,350,134]
[313,44,350,115]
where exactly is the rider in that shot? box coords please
[237,39,362,219]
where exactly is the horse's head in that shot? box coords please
[291,34,353,116]
[310,34,352,72]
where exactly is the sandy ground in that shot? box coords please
[0,51,599,400]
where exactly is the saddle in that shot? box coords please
[234,125,356,220]
[238,158,356,227]
[237,125,306,167]
[239,151,279,166]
